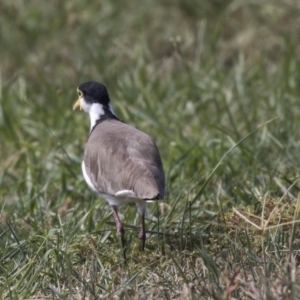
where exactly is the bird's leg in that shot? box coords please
[111,205,126,261]
[138,213,146,251]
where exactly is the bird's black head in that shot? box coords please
[73,81,119,131]
[77,81,110,106]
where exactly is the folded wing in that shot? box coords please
[84,120,165,200]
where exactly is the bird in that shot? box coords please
[73,81,165,260]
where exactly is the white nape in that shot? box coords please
[80,97,105,130]
[89,103,105,130]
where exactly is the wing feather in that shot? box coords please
[83,120,165,200]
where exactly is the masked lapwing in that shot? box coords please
[73,81,165,260]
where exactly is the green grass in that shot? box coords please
[1,0,300,298]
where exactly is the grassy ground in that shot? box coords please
[1,0,300,299]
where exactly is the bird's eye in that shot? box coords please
[77,89,83,97]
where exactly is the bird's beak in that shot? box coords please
[73,98,82,110]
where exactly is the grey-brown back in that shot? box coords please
[84,119,165,200]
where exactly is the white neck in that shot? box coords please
[89,103,105,131]
[79,97,117,132]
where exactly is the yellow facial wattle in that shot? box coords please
[73,87,83,110]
